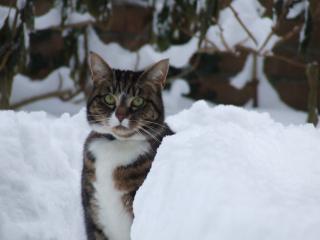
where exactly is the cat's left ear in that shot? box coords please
[139,59,169,88]
[88,51,113,85]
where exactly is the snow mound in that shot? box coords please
[0,110,89,240]
[132,101,320,240]
[1,103,319,240]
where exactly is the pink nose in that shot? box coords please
[116,112,126,122]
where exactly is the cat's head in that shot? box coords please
[87,51,169,140]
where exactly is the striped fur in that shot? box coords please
[82,52,173,240]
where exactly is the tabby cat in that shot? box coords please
[81,52,173,240]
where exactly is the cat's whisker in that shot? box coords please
[139,119,167,128]
[130,119,167,129]
[82,52,172,240]
[141,124,162,137]
[134,128,157,154]
[137,126,161,143]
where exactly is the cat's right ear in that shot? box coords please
[88,51,113,84]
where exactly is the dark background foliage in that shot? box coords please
[0,0,319,123]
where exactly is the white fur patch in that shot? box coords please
[109,112,120,127]
[122,119,129,128]
[89,138,150,240]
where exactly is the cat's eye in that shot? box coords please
[131,96,144,108]
[104,94,116,105]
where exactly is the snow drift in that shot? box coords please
[0,111,88,240]
[0,102,320,240]
[132,101,320,240]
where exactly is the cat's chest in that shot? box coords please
[89,138,149,169]
[88,138,150,240]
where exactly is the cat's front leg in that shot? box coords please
[113,158,152,192]
[121,191,135,215]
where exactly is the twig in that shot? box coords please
[11,89,81,109]
[0,7,20,71]
[134,52,140,71]
[167,54,202,83]
[57,72,64,91]
[0,45,15,71]
[49,20,95,31]
[212,17,234,52]
[306,62,319,126]
[273,24,302,48]
[181,23,305,70]
[229,5,258,46]
[251,53,259,107]
[266,52,306,69]
[59,88,82,101]
[236,45,306,69]
[180,27,220,52]
[258,30,274,53]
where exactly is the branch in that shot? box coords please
[180,27,220,52]
[273,24,302,48]
[48,20,95,31]
[0,44,15,71]
[258,30,274,53]
[306,62,319,126]
[134,52,140,71]
[229,5,258,46]
[167,54,202,83]
[212,17,234,53]
[236,45,306,69]
[10,89,81,109]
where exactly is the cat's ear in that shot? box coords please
[88,51,113,84]
[139,59,169,88]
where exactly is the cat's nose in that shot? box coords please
[115,112,126,122]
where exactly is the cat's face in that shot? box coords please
[87,52,169,140]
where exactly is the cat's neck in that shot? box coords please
[90,130,147,142]
[100,133,116,141]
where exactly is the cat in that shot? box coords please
[81,51,174,240]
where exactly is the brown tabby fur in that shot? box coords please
[81,52,173,240]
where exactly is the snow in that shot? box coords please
[16,0,26,10]
[5,0,296,122]
[10,67,84,116]
[88,26,199,69]
[35,8,61,30]
[11,68,75,103]
[132,101,320,240]
[287,0,308,19]
[2,0,320,237]
[9,67,192,117]
[66,12,94,25]
[163,79,193,116]
[1,101,319,239]
[0,110,88,240]
[0,6,18,29]
[298,0,310,45]
[231,54,287,109]
[206,0,279,52]
[34,5,94,30]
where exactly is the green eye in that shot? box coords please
[104,94,115,105]
[132,96,144,108]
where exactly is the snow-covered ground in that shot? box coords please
[132,101,320,240]
[0,110,88,240]
[1,101,320,240]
